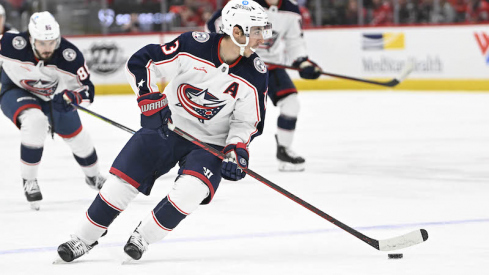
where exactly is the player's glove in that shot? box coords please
[52,90,87,112]
[137,92,172,139]
[292,57,322,79]
[221,142,249,181]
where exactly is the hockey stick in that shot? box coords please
[72,104,137,134]
[73,104,428,251]
[167,124,428,251]
[266,61,414,88]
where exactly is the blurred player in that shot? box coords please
[0,12,106,210]
[56,0,270,262]
[0,4,17,34]
[207,0,321,171]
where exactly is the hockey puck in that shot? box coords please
[388,253,403,259]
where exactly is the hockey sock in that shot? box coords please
[139,175,209,244]
[63,129,100,177]
[73,149,99,177]
[20,144,43,180]
[86,193,121,229]
[75,176,138,244]
[277,115,297,148]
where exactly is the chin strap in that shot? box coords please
[230,34,250,56]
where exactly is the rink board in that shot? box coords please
[67,24,489,93]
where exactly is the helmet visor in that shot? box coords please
[249,23,273,40]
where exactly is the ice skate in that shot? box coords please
[57,235,98,263]
[23,179,42,210]
[85,174,106,190]
[123,228,148,261]
[276,135,305,172]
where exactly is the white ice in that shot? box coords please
[1,91,488,274]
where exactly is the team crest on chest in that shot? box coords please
[12,36,27,50]
[176,83,225,123]
[63,48,77,61]
[192,32,210,43]
[254,57,267,73]
[20,79,59,96]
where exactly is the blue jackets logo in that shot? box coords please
[19,79,59,96]
[176,83,225,123]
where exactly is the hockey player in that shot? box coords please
[206,0,322,171]
[56,0,270,262]
[0,4,17,34]
[0,12,106,211]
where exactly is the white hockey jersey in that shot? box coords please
[125,31,268,147]
[0,32,94,102]
[206,0,308,66]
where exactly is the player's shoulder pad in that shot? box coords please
[280,0,301,14]
[178,31,220,56]
[58,37,84,63]
[179,31,214,45]
[0,32,31,59]
[2,32,28,50]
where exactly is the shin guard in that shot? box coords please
[75,176,138,244]
[138,175,209,244]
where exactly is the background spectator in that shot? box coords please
[369,0,394,25]
[344,0,368,25]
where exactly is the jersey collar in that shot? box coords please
[217,36,242,68]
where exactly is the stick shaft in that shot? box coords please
[74,104,136,134]
[169,125,380,249]
[266,62,400,87]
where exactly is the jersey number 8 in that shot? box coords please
[77,66,89,81]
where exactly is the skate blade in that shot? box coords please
[278,162,305,172]
[121,257,135,265]
[52,255,68,264]
[30,201,40,211]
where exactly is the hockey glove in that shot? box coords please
[292,57,322,79]
[137,92,172,139]
[52,90,87,112]
[221,142,249,181]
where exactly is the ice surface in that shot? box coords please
[1,91,488,274]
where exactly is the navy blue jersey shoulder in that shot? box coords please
[0,32,36,63]
[206,9,223,33]
[280,0,301,14]
[235,52,268,94]
[177,31,222,66]
[53,37,87,75]
[255,0,300,14]
[0,32,86,75]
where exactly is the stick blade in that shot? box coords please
[396,61,415,82]
[378,229,428,251]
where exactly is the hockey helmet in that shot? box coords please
[221,0,272,55]
[28,11,61,50]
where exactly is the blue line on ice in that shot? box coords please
[1,218,488,255]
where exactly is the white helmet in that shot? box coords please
[221,0,272,55]
[0,5,6,26]
[28,11,61,50]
